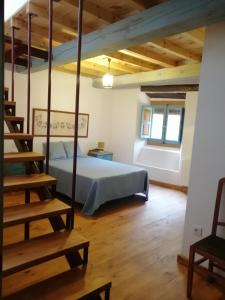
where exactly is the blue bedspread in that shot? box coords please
[49,156,148,215]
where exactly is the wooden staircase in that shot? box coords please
[2,88,111,299]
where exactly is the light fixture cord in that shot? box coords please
[108,58,111,73]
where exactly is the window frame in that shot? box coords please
[140,104,185,146]
[140,105,153,139]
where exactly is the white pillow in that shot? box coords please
[63,141,82,158]
[43,142,67,160]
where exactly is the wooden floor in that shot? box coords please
[3,185,225,299]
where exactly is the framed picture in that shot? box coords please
[32,108,89,138]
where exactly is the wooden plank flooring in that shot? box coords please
[3,185,225,299]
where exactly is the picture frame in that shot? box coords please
[32,108,89,138]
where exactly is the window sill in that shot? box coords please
[144,144,181,154]
[147,142,181,149]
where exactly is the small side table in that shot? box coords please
[88,150,113,161]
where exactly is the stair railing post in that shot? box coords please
[46,0,53,175]
[11,25,15,102]
[0,1,4,297]
[71,0,84,229]
[27,12,33,134]
[10,20,19,102]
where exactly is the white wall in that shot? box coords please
[4,69,112,154]
[182,22,225,256]
[110,88,146,163]
[110,87,198,186]
[4,65,197,188]
[180,92,198,186]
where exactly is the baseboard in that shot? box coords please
[177,254,225,289]
[177,254,188,267]
[177,254,212,280]
[149,180,188,194]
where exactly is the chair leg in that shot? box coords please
[187,246,195,299]
[208,261,214,283]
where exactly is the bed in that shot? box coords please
[45,142,149,215]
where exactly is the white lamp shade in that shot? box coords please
[102,73,114,88]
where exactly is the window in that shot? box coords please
[140,104,185,145]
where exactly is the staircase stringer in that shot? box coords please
[4,116,67,232]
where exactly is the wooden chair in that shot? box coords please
[187,177,225,298]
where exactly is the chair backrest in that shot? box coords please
[212,177,225,235]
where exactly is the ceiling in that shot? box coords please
[4,0,205,79]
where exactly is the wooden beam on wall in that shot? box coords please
[146,92,186,99]
[141,84,199,92]
[31,0,225,72]
[5,56,28,67]
[92,63,201,88]
[4,39,48,60]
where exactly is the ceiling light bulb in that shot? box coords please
[102,73,114,88]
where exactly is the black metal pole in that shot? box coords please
[46,0,53,175]
[27,13,32,134]
[0,1,4,297]
[70,0,84,229]
[11,26,15,101]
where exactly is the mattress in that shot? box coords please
[49,156,148,215]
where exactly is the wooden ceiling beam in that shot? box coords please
[10,17,70,46]
[81,61,126,76]
[55,63,107,77]
[128,0,148,10]
[181,29,205,47]
[128,0,165,10]
[60,0,118,24]
[27,2,76,36]
[148,39,201,62]
[86,57,144,74]
[120,47,176,68]
[5,25,51,50]
[93,63,201,88]
[32,0,225,72]
[107,52,158,71]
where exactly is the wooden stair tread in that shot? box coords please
[4,116,24,122]
[4,133,33,140]
[3,269,111,299]
[4,173,56,191]
[3,230,89,277]
[4,101,15,106]
[4,152,45,163]
[4,199,71,227]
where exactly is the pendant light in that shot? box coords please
[102,58,114,88]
